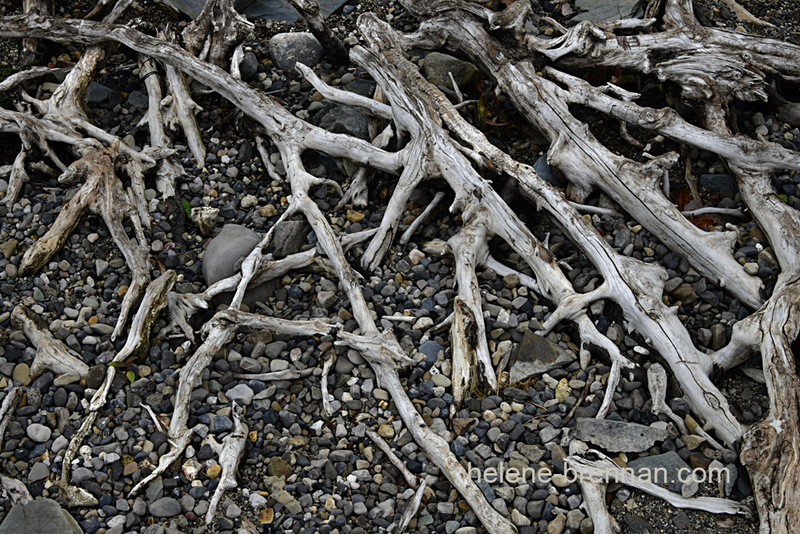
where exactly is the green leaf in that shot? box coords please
[182,200,192,218]
[108,361,123,368]
[126,370,135,383]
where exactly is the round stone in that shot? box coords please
[149,497,181,518]
[207,464,222,478]
[432,374,451,388]
[12,364,31,386]
[26,423,51,443]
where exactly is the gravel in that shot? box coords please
[0,0,795,532]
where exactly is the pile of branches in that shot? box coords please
[1,0,799,532]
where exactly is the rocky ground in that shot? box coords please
[0,0,799,533]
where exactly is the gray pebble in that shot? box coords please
[149,497,182,518]
[26,423,51,443]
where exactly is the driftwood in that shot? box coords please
[565,450,751,515]
[183,0,253,69]
[0,387,23,451]
[203,403,248,524]
[287,0,348,63]
[1,0,800,532]
[366,429,419,489]
[0,475,32,506]
[21,0,53,65]
[11,306,89,381]
[388,480,427,534]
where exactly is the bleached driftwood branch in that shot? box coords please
[565,451,750,516]
[11,305,89,381]
[203,403,247,524]
[366,429,418,489]
[0,387,22,450]
[3,0,800,531]
[19,147,151,341]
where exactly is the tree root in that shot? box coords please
[0,387,23,450]
[203,403,247,524]
[19,147,152,341]
[3,0,800,531]
[11,305,89,381]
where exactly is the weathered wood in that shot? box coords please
[565,451,751,516]
[89,271,176,411]
[0,15,406,174]
[361,5,746,446]
[11,305,89,381]
[321,352,336,417]
[137,54,182,198]
[21,0,52,65]
[366,429,418,489]
[183,0,253,68]
[287,0,348,64]
[339,331,517,534]
[2,1,800,531]
[647,363,688,434]
[129,314,236,497]
[388,480,426,534]
[203,404,247,524]
[0,475,32,506]
[164,61,206,163]
[0,387,22,451]
[396,2,764,310]
[450,297,478,407]
[59,410,100,507]
[19,147,151,341]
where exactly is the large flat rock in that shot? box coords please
[572,0,643,23]
[162,0,347,22]
[508,330,574,383]
[202,224,274,307]
[0,498,82,534]
[573,418,668,452]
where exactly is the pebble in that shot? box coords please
[0,7,781,534]
[27,462,50,482]
[12,363,31,386]
[227,383,254,405]
[378,424,395,439]
[548,513,566,534]
[432,374,451,387]
[26,423,51,442]
[51,435,69,453]
[207,464,222,478]
[86,365,106,389]
[149,497,182,517]
[240,194,258,208]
